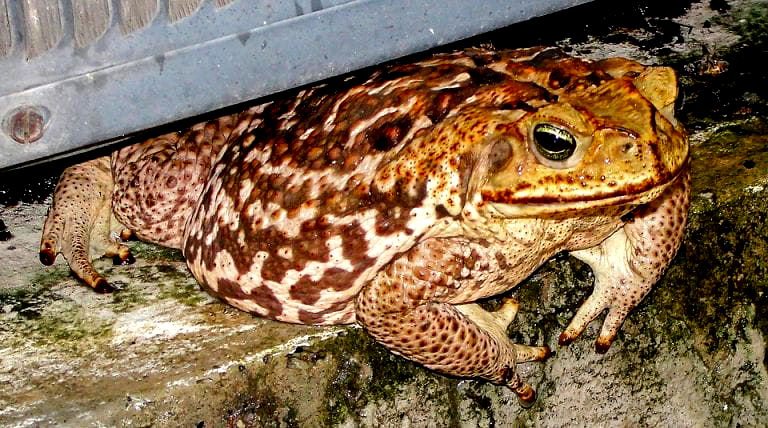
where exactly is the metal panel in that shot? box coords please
[21,0,64,59]
[0,0,11,57]
[0,0,591,170]
[72,0,111,48]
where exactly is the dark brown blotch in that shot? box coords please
[369,116,413,152]
[548,68,572,89]
[426,87,474,123]
[494,252,509,270]
[215,278,283,319]
[297,300,351,324]
[468,51,502,67]
[467,66,509,86]
[525,48,570,67]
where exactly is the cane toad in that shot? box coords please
[39,47,691,406]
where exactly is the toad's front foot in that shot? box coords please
[559,167,691,352]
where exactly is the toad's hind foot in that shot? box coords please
[456,301,550,407]
[39,156,131,293]
[455,300,550,361]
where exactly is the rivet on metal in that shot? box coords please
[3,106,48,144]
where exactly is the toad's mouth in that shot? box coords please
[482,162,689,218]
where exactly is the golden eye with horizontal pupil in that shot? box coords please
[532,123,577,161]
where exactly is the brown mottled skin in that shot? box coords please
[40,47,691,406]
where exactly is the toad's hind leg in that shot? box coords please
[39,156,131,292]
[356,243,550,407]
[40,114,252,292]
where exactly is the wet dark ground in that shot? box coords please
[1,0,764,205]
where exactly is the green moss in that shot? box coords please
[30,305,113,349]
[0,285,57,319]
[29,266,72,288]
[107,263,207,311]
[641,161,768,418]
[226,366,301,427]
[320,328,458,426]
[109,283,149,313]
[156,270,208,307]
[128,241,185,262]
[503,255,594,349]
[0,286,114,353]
[727,2,768,48]
[691,117,768,195]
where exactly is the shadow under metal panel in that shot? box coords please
[0,0,591,170]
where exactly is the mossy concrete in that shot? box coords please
[1,1,767,426]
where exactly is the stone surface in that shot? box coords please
[1,0,767,426]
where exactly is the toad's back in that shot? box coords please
[109,48,606,324]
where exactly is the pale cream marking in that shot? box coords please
[224,110,434,239]
[245,117,264,132]
[271,208,430,314]
[223,297,271,317]
[281,235,354,282]
[216,191,241,233]
[299,127,315,140]
[233,262,306,321]
[414,56,475,68]
[343,92,421,149]
[262,203,287,225]
[225,155,386,238]
[237,178,255,205]
[426,165,463,213]
[201,252,271,313]
[403,206,441,238]
[365,76,423,96]
[189,179,452,324]
[247,101,273,115]
[203,222,219,247]
[322,307,356,324]
[241,142,272,165]
[487,62,515,76]
[406,114,434,138]
[345,105,405,149]
[277,91,310,126]
[281,118,300,130]
[429,71,471,90]
[200,249,239,292]
[322,86,368,132]
[277,247,292,259]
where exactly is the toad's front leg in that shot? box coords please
[355,240,550,407]
[560,166,691,352]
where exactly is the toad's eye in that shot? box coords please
[532,124,577,161]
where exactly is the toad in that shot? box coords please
[40,47,690,406]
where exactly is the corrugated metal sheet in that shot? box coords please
[0,0,591,169]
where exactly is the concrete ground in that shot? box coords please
[1,0,767,426]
